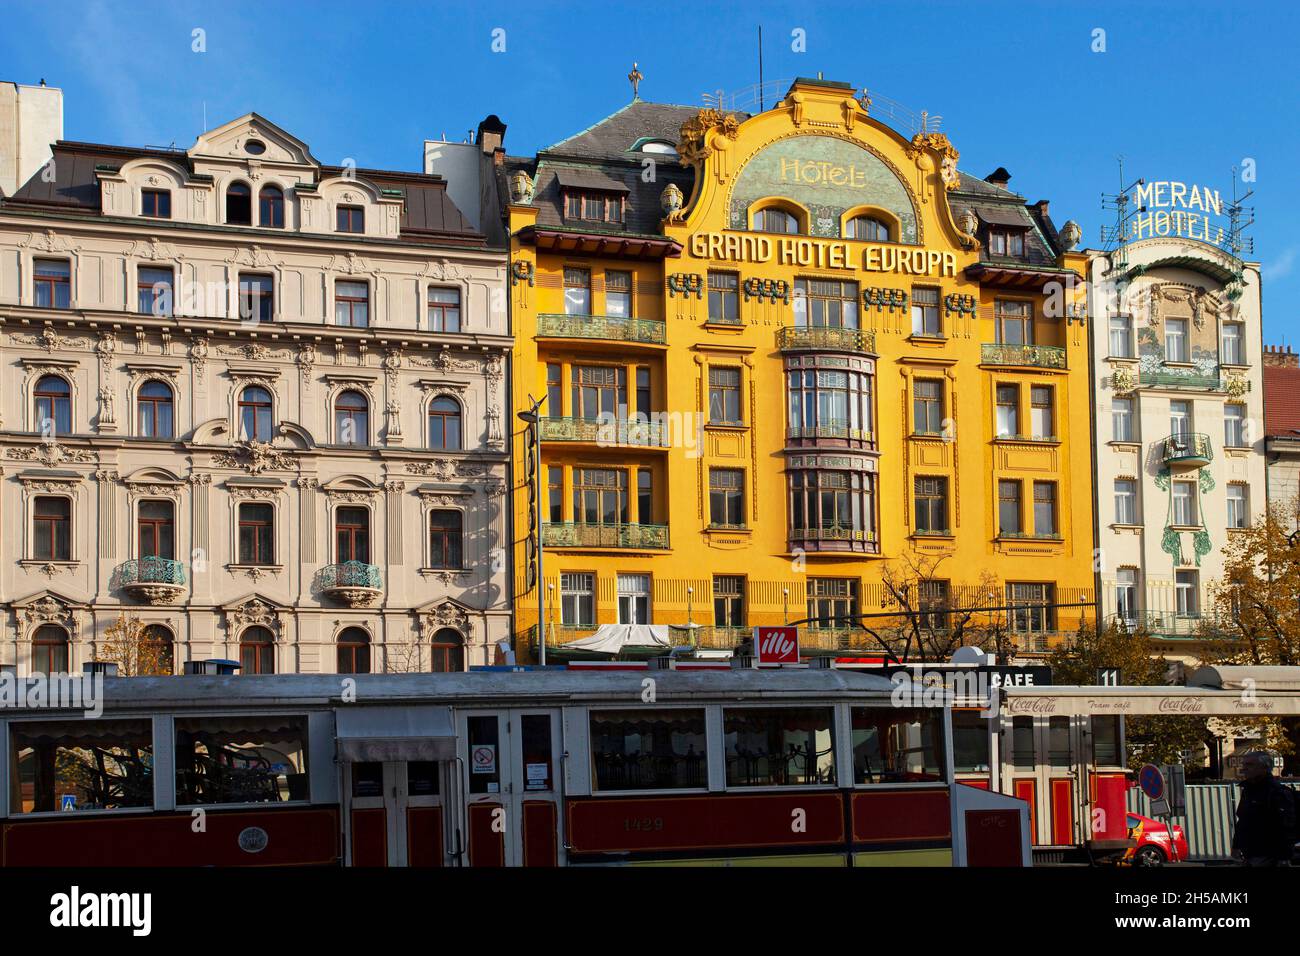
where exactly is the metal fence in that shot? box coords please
[1126,780,1300,861]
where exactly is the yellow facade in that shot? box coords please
[508,78,1095,661]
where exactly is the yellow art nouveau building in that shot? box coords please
[504,77,1096,660]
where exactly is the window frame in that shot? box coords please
[336,204,365,234]
[32,494,73,561]
[236,501,276,566]
[334,280,370,329]
[427,395,463,451]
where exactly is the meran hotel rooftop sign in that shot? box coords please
[1128,180,1230,247]
[689,232,958,277]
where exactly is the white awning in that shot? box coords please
[1188,665,1300,693]
[335,705,456,762]
[560,624,671,655]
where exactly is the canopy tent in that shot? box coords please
[554,624,671,660]
[334,705,456,762]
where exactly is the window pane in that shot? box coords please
[590,709,707,791]
[175,716,308,805]
[852,707,945,783]
[724,707,834,787]
[11,719,153,812]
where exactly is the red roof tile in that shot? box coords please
[1263,364,1300,436]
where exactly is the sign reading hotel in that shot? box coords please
[1127,180,1230,247]
[690,231,957,276]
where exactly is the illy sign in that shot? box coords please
[755,626,799,665]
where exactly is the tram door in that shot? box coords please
[1004,715,1086,847]
[345,761,448,866]
[454,709,562,867]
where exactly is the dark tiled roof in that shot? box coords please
[951,172,1060,269]
[530,160,694,236]
[1264,364,1300,437]
[542,101,704,162]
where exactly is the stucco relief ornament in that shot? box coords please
[424,601,471,638]
[677,108,740,166]
[660,182,685,223]
[1059,220,1082,252]
[6,443,96,466]
[1111,366,1137,394]
[956,208,979,251]
[1225,374,1249,399]
[215,440,294,475]
[909,133,960,191]
[328,252,368,275]
[190,337,208,375]
[22,229,73,253]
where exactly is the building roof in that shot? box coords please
[1264,363,1300,437]
[542,100,704,162]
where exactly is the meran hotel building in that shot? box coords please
[0,76,1272,674]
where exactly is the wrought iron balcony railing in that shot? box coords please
[320,561,382,590]
[539,415,668,447]
[542,522,670,550]
[537,312,666,344]
[1111,611,1224,638]
[778,326,877,354]
[119,556,186,586]
[786,419,874,442]
[789,526,878,543]
[1139,368,1227,390]
[1161,432,1213,467]
[981,342,1067,369]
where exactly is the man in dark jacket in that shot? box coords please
[1232,751,1296,866]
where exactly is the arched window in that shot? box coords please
[34,374,72,436]
[334,390,368,445]
[238,385,273,442]
[754,206,800,234]
[846,215,890,242]
[337,627,370,674]
[428,397,462,450]
[32,624,70,675]
[240,625,275,675]
[430,628,464,673]
[141,624,174,676]
[226,182,252,225]
[259,185,285,228]
[137,380,174,438]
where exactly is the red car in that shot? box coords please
[1124,813,1188,866]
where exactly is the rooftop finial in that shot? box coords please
[628,62,643,101]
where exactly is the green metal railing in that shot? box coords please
[1161,432,1214,466]
[319,561,382,590]
[1112,612,1224,639]
[778,326,877,354]
[1139,368,1225,390]
[787,419,874,442]
[541,522,670,550]
[537,313,666,344]
[981,342,1067,369]
[789,526,878,543]
[119,556,186,586]
[539,415,667,447]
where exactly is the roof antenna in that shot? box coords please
[628,62,643,101]
[758,26,764,111]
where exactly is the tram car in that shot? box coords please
[0,666,1031,867]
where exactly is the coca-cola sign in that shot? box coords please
[754,626,799,665]
[1005,697,1058,715]
[1157,697,1206,714]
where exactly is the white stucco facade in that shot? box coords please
[0,81,63,198]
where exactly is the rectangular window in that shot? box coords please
[336,205,364,233]
[33,258,71,309]
[138,499,176,559]
[560,572,595,627]
[237,502,275,565]
[334,280,369,328]
[1114,479,1137,524]
[175,716,307,805]
[794,278,859,329]
[995,300,1032,345]
[708,367,742,424]
[952,710,991,774]
[635,366,651,417]
[546,465,563,523]
[709,468,745,527]
[1172,480,1196,526]
[913,379,943,433]
[589,709,706,791]
[141,188,171,218]
[573,467,627,524]
[995,384,1019,438]
[724,707,835,787]
[998,480,1021,535]
[1109,314,1134,357]
[137,266,174,316]
[851,707,945,784]
[1221,321,1244,365]
[1033,481,1057,536]
[637,469,652,524]
[238,273,274,323]
[1007,582,1054,633]
[427,287,461,332]
[466,716,500,795]
[1030,386,1054,439]
[617,573,651,625]
[708,271,739,324]
[428,510,463,568]
[10,719,153,813]
[1115,568,1139,625]
[33,496,71,561]
[1112,398,1134,442]
[1092,716,1123,766]
[988,229,1025,257]
[1225,404,1247,447]
[918,578,951,631]
[1012,717,1035,769]
[807,577,858,630]
[571,365,626,419]
[713,575,745,627]
[543,364,563,420]
[914,476,948,534]
[1227,484,1249,529]
[605,270,632,318]
[1169,400,1191,438]
[911,286,941,336]
[1165,318,1189,362]
[1175,570,1199,616]
[564,267,591,316]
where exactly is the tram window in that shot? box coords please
[520,715,553,792]
[851,707,944,784]
[589,709,706,791]
[408,761,439,796]
[468,716,501,795]
[10,719,154,813]
[1092,716,1122,766]
[352,762,384,798]
[1048,717,1072,768]
[724,707,835,787]
[175,715,309,805]
[1011,717,1035,769]
[952,710,991,774]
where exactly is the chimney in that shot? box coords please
[1264,344,1299,369]
[476,114,507,158]
[985,167,1012,188]
[1033,199,1050,218]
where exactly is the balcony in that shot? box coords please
[536,313,666,345]
[119,557,186,604]
[980,343,1067,370]
[541,522,670,550]
[789,526,879,554]
[787,420,874,443]
[1111,612,1221,639]
[539,415,668,447]
[319,561,382,607]
[1139,368,1230,391]
[778,326,877,355]
[1161,432,1213,468]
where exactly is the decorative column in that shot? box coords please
[298,477,318,565]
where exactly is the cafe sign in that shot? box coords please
[690,231,957,277]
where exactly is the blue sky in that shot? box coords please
[3,0,1296,341]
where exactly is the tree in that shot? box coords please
[1046,621,1210,770]
[96,614,172,677]
[873,552,1012,662]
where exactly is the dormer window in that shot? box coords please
[564,190,623,225]
[337,205,365,233]
[639,141,678,157]
[987,228,1025,257]
[142,188,171,219]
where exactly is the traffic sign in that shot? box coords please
[1138,763,1165,801]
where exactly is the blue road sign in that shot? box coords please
[59,794,76,811]
[1139,764,1165,801]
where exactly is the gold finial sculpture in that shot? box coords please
[628,62,643,100]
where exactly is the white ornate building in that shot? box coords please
[0,113,511,675]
